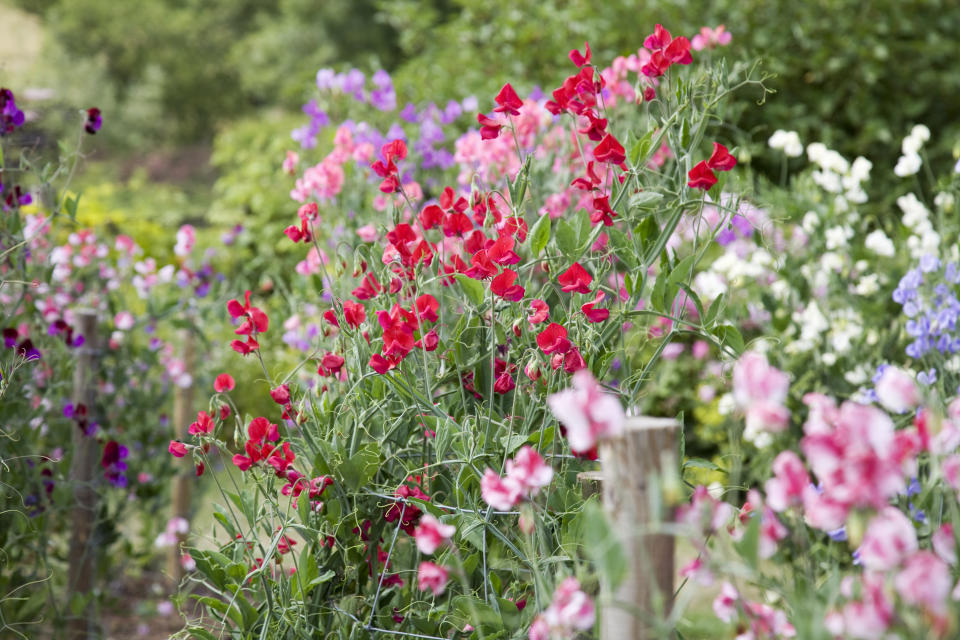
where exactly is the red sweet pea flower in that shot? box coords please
[415,294,440,323]
[169,441,188,457]
[569,41,591,67]
[369,353,402,374]
[571,161,602,191]
[231,336,259,356]
[317,352,345,376]
[493,83,523,116]
[382,139,407,163]
[214,373,235,392]
[419,204,444,230]
[352,273,383,300]
[581,291,610,322]
[342,300,366,328]
[270,384,291,405]
[418,329,439,352]
[442,211,473,237]
[491,269,525,302]
[687,161,718,190]
[706,142,737,171]
[557,263,593,294]
[464,249,499,280]
[590,195,617,227]
[579,112,608,141]
[228,291,269,335]
[487,235,520,266]
[643,24,673,50]
[593,133,626,165]
[188,411,215,435]
[494,371,516,394]
[537,323,572,355]
[477,113,504,140]
[664,36,693,64]
[528,299,550,324]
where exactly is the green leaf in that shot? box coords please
[500,433,530,455]
[629,129,655,166]
[703,294,725,328]
[713,324,745,355]
[528,213,551,257]
[683,458,724,472]
[451,596,502,630]
[629,191,663,210]
[187,627,219,640]
[454,273,486,307]
[338,442,382,490]
[555,219,578,258]
[583,501,628,589]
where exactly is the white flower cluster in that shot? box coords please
[692,248,774,300]
[897,192,940,259]
[806,143,871,207]
[864,229,895,257]
[894,124,930,177]
[768,129,803,157]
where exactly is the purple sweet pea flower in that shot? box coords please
[316,68,337,90]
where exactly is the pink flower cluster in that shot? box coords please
[547,370,625,457]
[528,577,595,640]
[480,446,553,511]
[732,351,790,445]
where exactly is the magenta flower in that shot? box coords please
[857,507,918,571]
[546,370,625,455]
[413,514,455,555]
[417,561,449,596]
[505,446,553,495]
[874,366,920,414]
[481,469,523,510]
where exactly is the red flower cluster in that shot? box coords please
[369,294,441,374]
[687,142,737,191]
[231,416,295,476]
[384,479,431,535]
[371,139,407,193]
[227,290,269,355]
[640,24,693,78]
[284,202,318,243]
[477,83,523,140]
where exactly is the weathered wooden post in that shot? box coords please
[168,329,195,583]
[597,416,680,640]
[67,310,100,640]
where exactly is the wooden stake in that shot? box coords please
[66,310,99,640]
[168,329,195,583]
[598,416,680,640]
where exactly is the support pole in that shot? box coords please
[168,329,195,583]
[598,416,680,640]
[67,310,99,640]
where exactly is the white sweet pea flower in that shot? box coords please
[864,229,896,257]
[894,153,922,177]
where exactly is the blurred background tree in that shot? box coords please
[2,0,959,251]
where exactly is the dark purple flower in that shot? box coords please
[101,440,129,487]
[0,88,25,136]
[84,107,102,134]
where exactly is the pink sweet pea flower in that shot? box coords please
[505,446,553,495]
[533,577,595,637]
[546,370,625,455]
[764,451,810,512]
[481,469,523,510]
[417,561,449,596]
[857,507,918,571]
[691,25,732,51]
[168,441,188,457]
[874,366,920,414]
[895,550,951,617]
[933,524,957,565]
[414,514,455,555]
[214,373,235,392]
